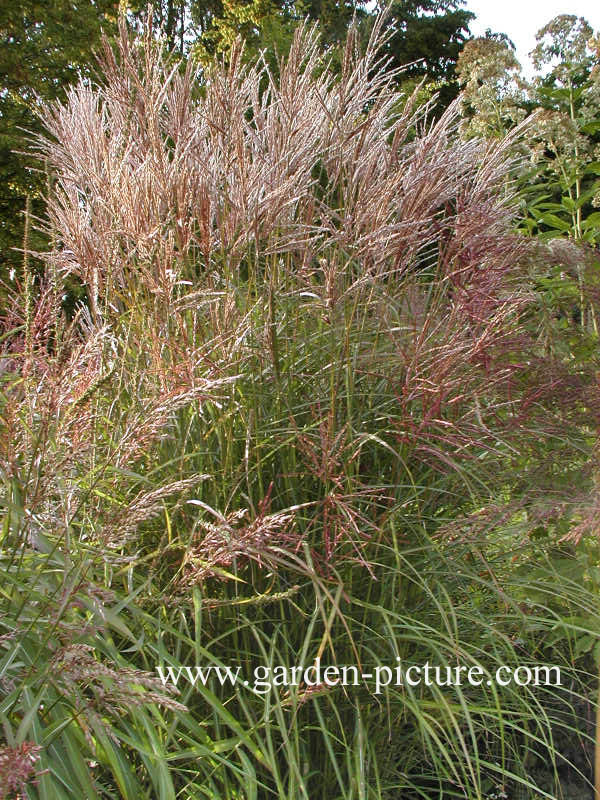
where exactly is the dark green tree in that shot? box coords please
[304,0,363,46]
[0,0,118,275]
[374,0,474,104]
[125,0,190,53]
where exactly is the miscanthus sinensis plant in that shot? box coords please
[0,12,599,799]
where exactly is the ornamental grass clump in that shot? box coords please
[0,11,598,799]
[26,13,595,556]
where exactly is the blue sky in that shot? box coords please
[466,0,600,74]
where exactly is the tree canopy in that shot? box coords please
[0,0,118,271]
